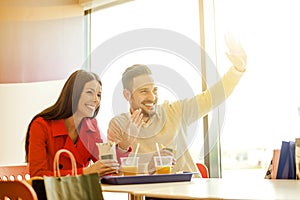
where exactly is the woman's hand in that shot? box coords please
[83,159,119,176]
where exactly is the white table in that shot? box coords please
[102,178,300,200]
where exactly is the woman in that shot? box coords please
[25,70,127,177]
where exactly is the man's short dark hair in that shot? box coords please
[122,64,152,90]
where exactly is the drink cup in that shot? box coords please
[138,162,149,174]
[154,156,172,174]
[121,157,139,176]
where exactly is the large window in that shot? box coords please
[89,0,300,179]
[90,0,205,168]
[215,0,300,178]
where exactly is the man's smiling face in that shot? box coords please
[128,74,158,118]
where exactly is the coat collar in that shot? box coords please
[51,118,97,137]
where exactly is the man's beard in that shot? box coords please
[141,104,156,118]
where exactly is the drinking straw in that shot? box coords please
[133,143,140,164]
[155,142,163,165]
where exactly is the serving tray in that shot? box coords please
[101,172,193,185]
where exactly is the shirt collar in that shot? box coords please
[142,105,163,127]
[135,105,166,138]
[80,118,97,133]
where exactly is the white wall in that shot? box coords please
[0,80,65,165]
[0,1,84,165]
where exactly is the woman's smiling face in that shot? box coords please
[75,80,101,119]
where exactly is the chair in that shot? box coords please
[0,164,30,181]
[196,163,209,178]
[0,180,38,200]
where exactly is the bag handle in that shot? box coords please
[53,149,77,177]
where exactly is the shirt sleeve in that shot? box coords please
[28,118,57,176]
[93,120,103,163]
[115,145,132,163]
[107,119,123,144]
[180,66,244,125]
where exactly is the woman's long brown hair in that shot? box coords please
[25,70,102,162]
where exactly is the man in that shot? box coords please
[108,35,247,175]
